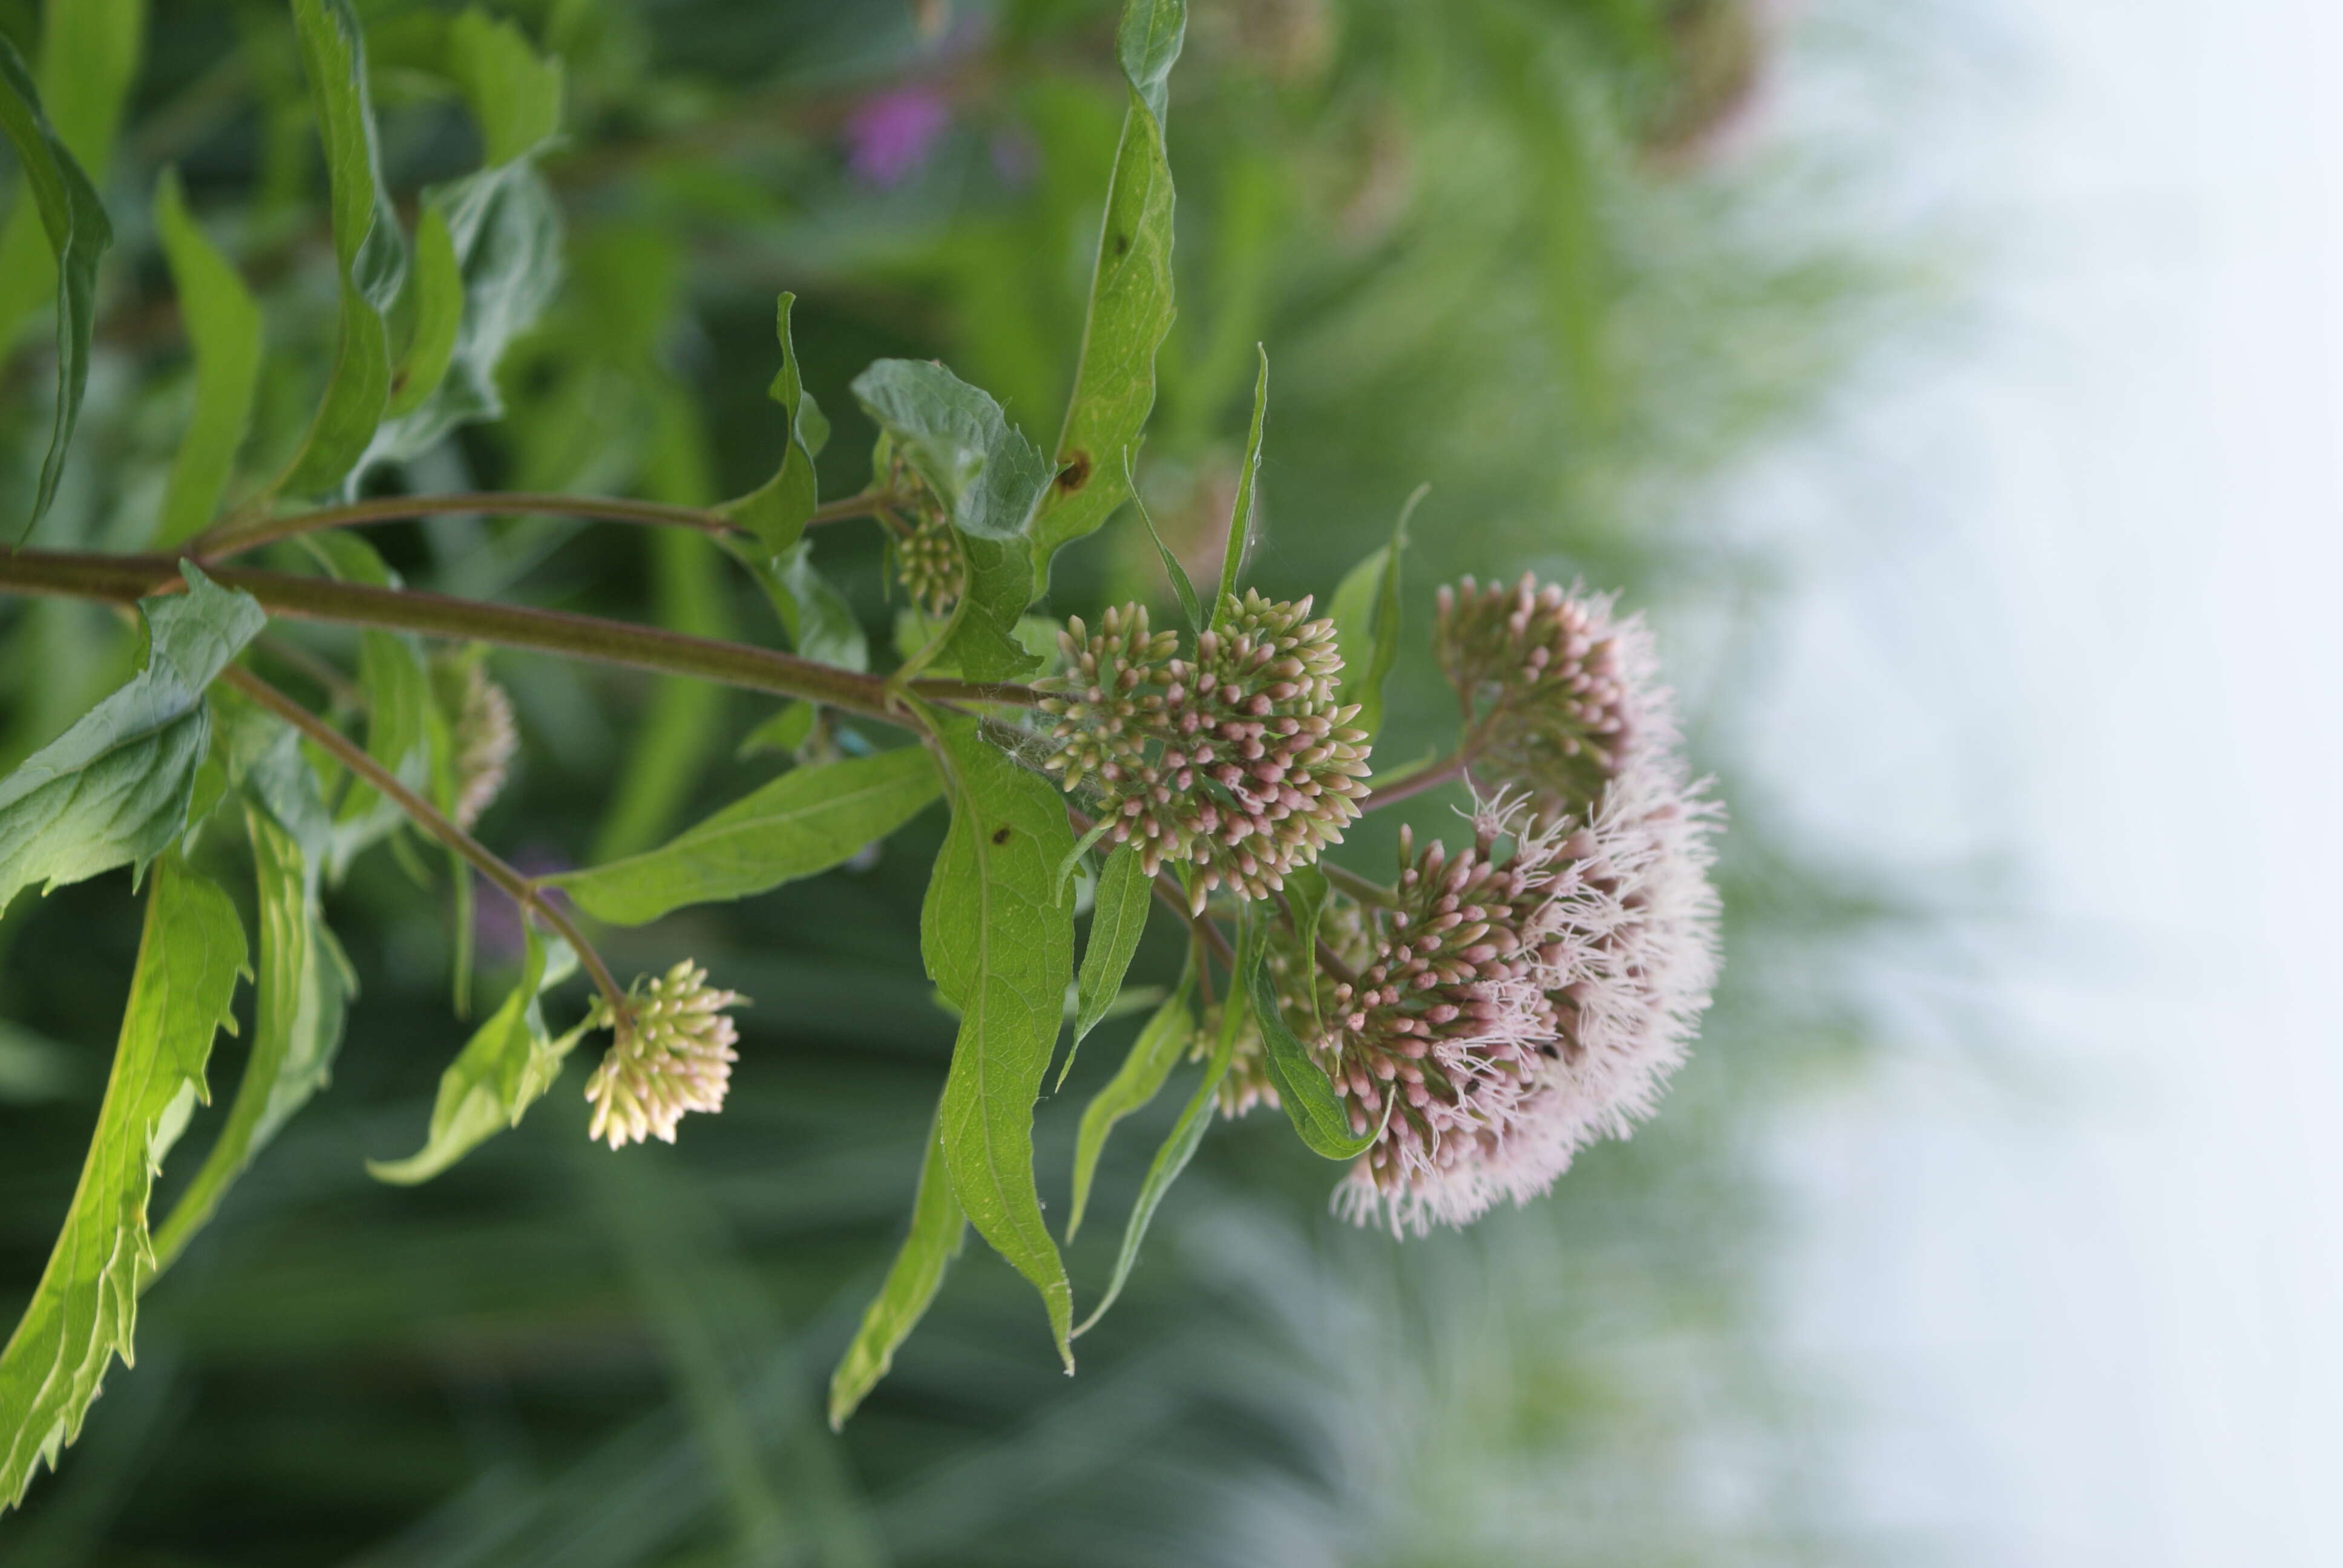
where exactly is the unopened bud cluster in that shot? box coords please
[886,456,964,618]
[1036,592,1372,908]
[438,656,516,831]
[1435,574,1637,815]
[585,960,745,1149]
[1194,901,1368,1117]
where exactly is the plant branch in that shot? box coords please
[189,487,906,561]
[1319,861,1400,909]
[223,665,630,1021]
[0,548,1032,725]
[1360,746,1478,813]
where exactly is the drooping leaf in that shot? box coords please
[0,34,116,537]
[1064,845,1152,1087]
[151,168,263,547]
[0,0,138,346]
[1281,863,1331,1034]
[382,201,461,420]
[277,0,407,499]
[368,924,591,1185]
[1028,0,1187,577]
[919,711,1076,1365]
[294,537,434,877]
[1074,976,1231,1334]
[730,537,871,673]
[851,359,1053,681]
[1123,445,1201,635]
[1248,940,1379,1160]
[1328,485,1422,742]
[720,293,823,555]
[827,1102,967,1429]
[151,739,354,1272]
[1066,981,1192,1240]
[0,855,246,1511]
[0,565,266,918]
[1208,346,1268,627]
[440,6,563,168]
[552,745,942,927]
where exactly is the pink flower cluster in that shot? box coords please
[1036,593,1373,909]
[585,961,745,1149]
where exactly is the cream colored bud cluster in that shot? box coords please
[1320,800,1584,1228]
[441,657,516,831]
[585,961,745,1149]
[883,454,964,619]
[1435,573,1636,815]
[1035,592,1372,910]
[1193,901,1370,1117]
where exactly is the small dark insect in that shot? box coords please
[1057,451,1093,492]
[991,826,1014,845]
[1112,232,1130,256]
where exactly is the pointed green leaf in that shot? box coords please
[278,0,407,499]
[1208,347,1268,627]
[1028,0,1187,577]
[0,34,115,537]
[1064,846,1152,1087]
[151,169,263,547]
[1123,445,1201,635]
[552,745,942,926]
[730,537,871,673]
[0,566,266,917]
[442,7,563,168]
[1073,978,1230,1335]
[383,200,461,420]
[0,855,246,1511]
[151,785,352,1272]
[852,359,1053,681]
[920,712,1076,1365]
[1066,981,1192,1240]
[827,1102,966,1429]
[1248,941,1379,1159]
[721,293,824,555]
[369,925,590,1185]
[1328,485,1422,742]
[735,701,817,761]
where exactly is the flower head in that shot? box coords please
[585,961,746,1149]
[1435,574,1649,817]
[1320,794,1587,1233]
[1036,592,1372,908]
[435,655,517,831]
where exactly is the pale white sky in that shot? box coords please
[1746,1,2343,1562]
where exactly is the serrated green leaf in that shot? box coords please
[0,33,116,538]
[369,924,589,1185]
[720,293,823,555]
[151,168,263,547]
[1028,0,1187,577]
[1208,347,1268,627]
[0,566,266,917]
[552,745,941,927]
[0,854,246,1511]
[1073,976,1230,1335]
[1064,845,1152,1088]
[1328,485,1421,742]
[151,740,354,1273]
[1066,980,1192,1240]
[919,711,1076,1366]
[827,1102,966,1429]
[1248,939,1380,1160]
[852,359,1053,681]
[277,0,407,500]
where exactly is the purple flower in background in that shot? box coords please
[844,87,952,187]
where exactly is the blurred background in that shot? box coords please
[2,0,2338,1564]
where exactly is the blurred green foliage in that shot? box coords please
[0,0,1912,1561]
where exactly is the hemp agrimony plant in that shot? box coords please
[0,0,1719,1508]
